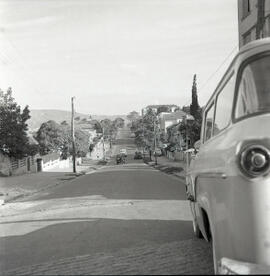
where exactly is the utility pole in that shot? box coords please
[142,109,145,159]
[154,117,157,165]
[71,97,76,173]
[102,127,106,161]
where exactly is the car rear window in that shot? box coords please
[235,55,270,119]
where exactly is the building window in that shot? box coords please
[242,0,251,19]
[213,75,235,136]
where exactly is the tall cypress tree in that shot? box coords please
[190,74,199,119]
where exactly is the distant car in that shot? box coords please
[134,151,142,159]
[154,148,162,157]
[119,149,127,157]
[116,154,126,164]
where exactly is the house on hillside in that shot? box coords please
[158,110,187,135]
[77,122,97,144]
[165,122,185,161]
[160,113,195,161]
[142,104,179,115]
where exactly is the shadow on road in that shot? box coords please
[0,218,213,274]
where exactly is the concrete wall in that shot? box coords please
[42,157,70,171]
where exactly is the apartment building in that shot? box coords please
[238,0,270,48]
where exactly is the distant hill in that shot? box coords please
[27,109,126,131]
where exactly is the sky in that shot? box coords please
[0,0,238,115]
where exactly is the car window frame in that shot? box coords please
[212,72,235,136]
[203,101,215,143]
[232,51,270,124]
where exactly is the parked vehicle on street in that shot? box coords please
[116,154,126,164]
[134,151,143,159]
[120,148,127,157]
[154,148,162,157]
[185,38,270,274]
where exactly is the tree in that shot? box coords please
[130,109,160,159]
[179,118,202,149]
[0,87,35,159]
[179,75,203,149]
[127,111,140,122]
[92,120,103,134]
[113,117,125,128]
[100,119,112,136]
[35,120,69,155]
[61,120,68,126]
[74,128,90,157]
[157,105,170,114]
[35,120,90,157]
[89,143,95,156]
[190,74,200,119]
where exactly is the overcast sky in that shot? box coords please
[0,0,238,115]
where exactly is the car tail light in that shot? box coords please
[240,145,270,177]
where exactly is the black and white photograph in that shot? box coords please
[0,0,270,275]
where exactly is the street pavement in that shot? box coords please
[0,126,213,275]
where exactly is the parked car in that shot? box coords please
[119,149,127,157]
[134,151,142,159]
[154,148,162,157]
[116,154,126,164]
[185,38,270,274]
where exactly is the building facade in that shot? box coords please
[238,0,270,48]
[158,110,187,134]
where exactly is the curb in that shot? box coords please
[1,168,92,205]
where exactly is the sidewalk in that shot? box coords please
[0,162,98,205]
[146,155,186,180]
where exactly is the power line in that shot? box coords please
[199,45,238,92]
[181,45,238,108]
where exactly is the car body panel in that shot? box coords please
[186,38,270,273]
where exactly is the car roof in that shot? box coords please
[204,38,270,109]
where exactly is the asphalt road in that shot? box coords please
[0,126,213,275]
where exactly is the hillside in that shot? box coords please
[27,109,126,131]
